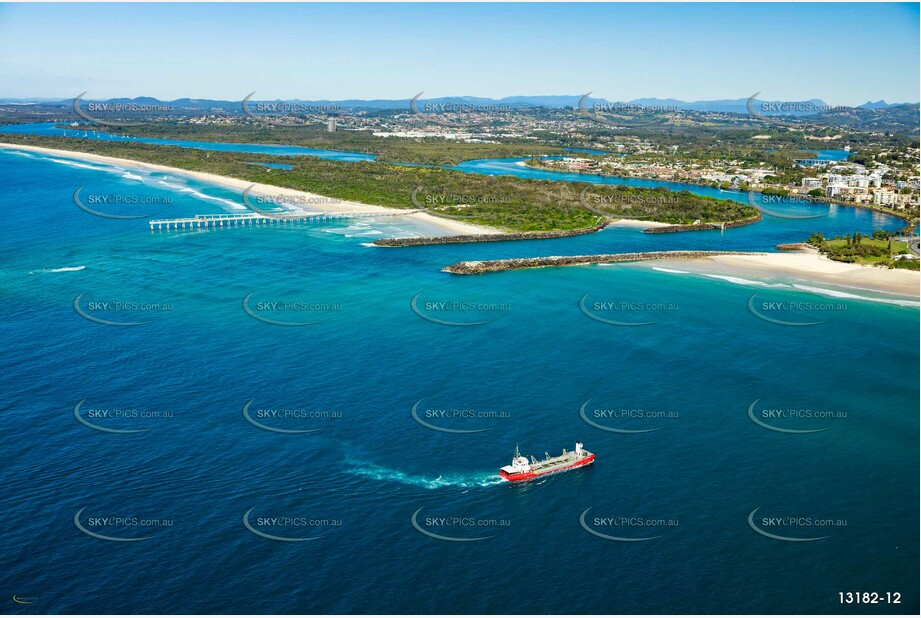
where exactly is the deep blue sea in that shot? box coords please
[0,131,918,614]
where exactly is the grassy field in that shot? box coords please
[824,237,909,263]
[809,233,919,270]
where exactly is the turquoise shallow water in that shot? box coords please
[0,142,918,614]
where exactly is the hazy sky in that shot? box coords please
[1,3,918,105]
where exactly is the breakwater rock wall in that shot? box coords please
[443,250,763,275]
[642,212,763,234]
[775,243,811,251]
[372,221,608,247]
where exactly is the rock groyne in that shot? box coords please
[373,221,608,247]
[443,250,765,275]
[775,243,812,252]
[642,212,763,234]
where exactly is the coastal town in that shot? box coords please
[0,3,918,617]
[532,148,920,214]
[179,103,921,218]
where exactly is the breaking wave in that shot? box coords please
[791,284,919,308]
[701,273,790,288]
[651,266,689,274]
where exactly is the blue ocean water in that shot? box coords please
[0,144,918,615]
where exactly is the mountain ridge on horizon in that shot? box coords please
[3,95,917,116]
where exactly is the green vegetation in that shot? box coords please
[0,134,758,232]
[579,186,756,224]
[61,122,561,166]
[807,231,919,270]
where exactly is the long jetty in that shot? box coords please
[442,250,767,275]
[150,210,418,231]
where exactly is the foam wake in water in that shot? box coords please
[344,460,504,489]
[32,265,85,274]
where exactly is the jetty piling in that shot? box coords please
[149,210,419,231]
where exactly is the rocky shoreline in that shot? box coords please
[373,220,609,246]
[642,212,763,234]
[443,250,765,275]
[374,210,765,246]
[775,242,812,251]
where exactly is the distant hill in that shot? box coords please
[2,94,917,116]
[857,100,913,110]
[2,94,916,134]
[809,103,920,134]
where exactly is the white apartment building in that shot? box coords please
[801,177,822,189]
[874,190,898,206]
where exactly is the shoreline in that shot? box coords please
[0,142,500,237]
[524,160,914,223]
[373,220,608,246]
[443,249,919,298]
[675,252,920,298]
[443,250,759,274]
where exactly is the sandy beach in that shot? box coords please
[3,143,917,296]
[658,251,920,298]
[607,218,673,229]
[0,143,501,236]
